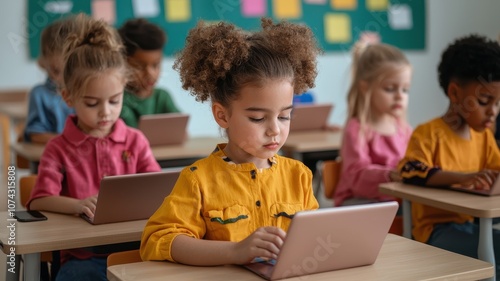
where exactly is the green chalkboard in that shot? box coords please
[28,0,425,59]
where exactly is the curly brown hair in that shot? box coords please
[173,18,321,106]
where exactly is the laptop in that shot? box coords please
[449,176,500,196]
[289,103,333,132]
[244,201,398,280]
[138,113,189,146]
[82,170,180,225]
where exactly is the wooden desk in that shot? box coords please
[107,234,493,281]
[281,130,342,161]
[0,211,146,281]
[11,136,224,172]
[0,102,28,121]
[380,182,500,281]
[151,136,223,167]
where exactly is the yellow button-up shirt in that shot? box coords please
[141,144,319,262]
[398,118,500,242]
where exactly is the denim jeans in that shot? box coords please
[427,221,500,277]
[55,257,107,281]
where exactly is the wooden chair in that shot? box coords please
[107,249,142,267]
[0,89,29,179]
[319,159,403,236]
[320,159,342,199]
[20,175,60,281]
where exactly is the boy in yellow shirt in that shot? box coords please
[399,34,500,276]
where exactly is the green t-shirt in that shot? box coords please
[120,88,180,128]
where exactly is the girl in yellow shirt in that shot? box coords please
[141,18,320,265]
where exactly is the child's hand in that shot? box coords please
[232,226,286,265]
[460,170,499,190]
[388,170,402,182]
[77,195,98,218]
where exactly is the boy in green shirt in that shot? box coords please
[118,18,180,128]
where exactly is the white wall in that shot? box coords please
[2,0,500,136]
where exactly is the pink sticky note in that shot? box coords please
[92,0,116,25]
[242,0,267,17]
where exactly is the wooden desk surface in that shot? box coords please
[0,102,27,120]
[151,136,223,161]
[11,136,224,163]
[11,142,44,162]
[281,130,342,155]
[380,182,500,218]
[0,211,145,255]
[107,234,493,281]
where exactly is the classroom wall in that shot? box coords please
[1,0,500,137]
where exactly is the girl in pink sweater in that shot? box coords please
[334,33,412,206]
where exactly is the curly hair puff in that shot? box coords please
[173,18,321,106]
[438,34,500,96]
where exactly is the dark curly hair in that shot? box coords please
[438,34,500,96]
[173,18,321,106]
[118,18,166,56]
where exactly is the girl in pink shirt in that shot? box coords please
[334,33,412,207]
[28,14,160,281]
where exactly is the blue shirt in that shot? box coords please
[24,78,74,142]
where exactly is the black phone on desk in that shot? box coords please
[14,210,47,222]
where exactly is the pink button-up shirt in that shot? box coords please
[28,116,161,262]
[334,118,412,206]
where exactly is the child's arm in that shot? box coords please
[340,119,397,199]
[24,88,56,142]
[134,132,162,172]
[170,226,286,265]
[29,132,58,144]
[400,124,499,189]
[29,195,97,218]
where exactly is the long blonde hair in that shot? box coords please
[347,43,410,133]
[63,13,127,100]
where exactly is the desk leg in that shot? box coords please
[479,217,495,281]
[5,255,20,281]
[402,199,412,239]
[24,253,40,281]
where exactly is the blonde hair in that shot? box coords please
[40,17,73,58]
[347,43,410,133]
[63,13,127,99]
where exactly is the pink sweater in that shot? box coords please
[334,118,412,206]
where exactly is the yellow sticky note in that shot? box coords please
[367,0,388,11]
[324,14,351,43]
[331,0,357,10]
[273,0,301,19]
[165,0,191,22]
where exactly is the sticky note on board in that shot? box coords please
[273,0,301,19]
[388,4,413,30]
[324,13,351,43]
[91,0,116,25]
[367,0,388,11]
[330,0,357,10]
[305,0,327,4]
[165,0,191,22]
[44,1,73,14]
[242,0,267,17]
[133,0,160,18]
